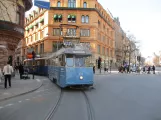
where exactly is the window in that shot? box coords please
[57,1,61,7]
[66,54,74,67]
[97,45,100,54]
[81,15,85,23]
[86,16,89,23]
[26,38,28,44]
[32,35,34,42]
[106,48,108,56]
[68,14,76,23]
[68,0,76,8]
[40,43,44,54]
[67,28,76,36]
[102,47,105,55]
[81,15,89,23]
[83,2,87,8]
[35,32,38,41]
[35,45,38,54]
[98,20,101,28]
[54,14,62,22]
[80,29,90,37]
[16,12,20,25]
[17,6,21,25]
[75,56,85,67]
[53,28,62,36]
[98,33,101,40]
[40,30,44,39]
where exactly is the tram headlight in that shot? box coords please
[80,76,83,80]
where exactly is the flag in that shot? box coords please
[34,0,50,9]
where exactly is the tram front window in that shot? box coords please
[75,56,85,67]
[66,54,74,67]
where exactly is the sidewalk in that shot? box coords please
[0,74,43,102]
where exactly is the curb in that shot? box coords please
[0,80,43,102]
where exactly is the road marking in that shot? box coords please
[18,101,22,103]
[5,104,13,107]
[25,99,30,101]
[0,106,4,109]
[36,79,40,82]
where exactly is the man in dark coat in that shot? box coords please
[19,64,24,79]
[152,65,155,74]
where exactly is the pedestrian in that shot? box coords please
[152,65,155,74]
[3,61,14,89]
[147,66,150,74]
[93,66,95,74]
[143,66,145,73]
[127,65,130,73]
[19,63,24,79]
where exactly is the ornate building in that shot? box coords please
[0,0,32,68]
[22,0,115,67]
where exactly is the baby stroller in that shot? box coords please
[22,68,30,79]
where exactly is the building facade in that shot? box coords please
[22,0,115,67]
[0,0,32,68]
[114,17,125,66]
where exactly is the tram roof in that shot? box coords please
[48,45,92,59]
[24,44,92,61]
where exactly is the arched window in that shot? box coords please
[57,1,61,7]
[81,15,85,23]
[83,2,87,8]
[86,15,89,23]
[68,0,76,8]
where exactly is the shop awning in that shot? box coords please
[68,15,71,18]
[58,14,62,19]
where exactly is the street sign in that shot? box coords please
[34,0,50,9]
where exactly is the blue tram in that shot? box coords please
[24,44,94,88]
[24,58,48,76]
[48,44,94,88]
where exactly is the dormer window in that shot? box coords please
[57,1,61,7]
[83,2,87,8]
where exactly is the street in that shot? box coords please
[0,73,161,120]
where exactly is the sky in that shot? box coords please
[98,0,161,58]
[27,0,161,58]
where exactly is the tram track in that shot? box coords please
[45,89,64,120]
[45,88,95,120]
[81,90,95,120]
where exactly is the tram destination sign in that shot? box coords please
[73,51,85,54]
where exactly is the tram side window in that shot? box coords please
[75,56,85,67]
[60,55,65,66]
[66,54,74,67]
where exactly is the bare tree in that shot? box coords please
[123,34,140,68]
